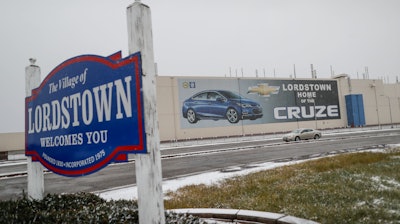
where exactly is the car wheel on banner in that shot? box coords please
[187,109,198,123]
[226,108,239,123]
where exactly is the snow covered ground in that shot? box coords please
[97,142,400,201]
[98,160,302,200]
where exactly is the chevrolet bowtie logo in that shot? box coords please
[247,83,280,97]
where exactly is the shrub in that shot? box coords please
[0,192,203,224]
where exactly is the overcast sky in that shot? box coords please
[1,0,400,133]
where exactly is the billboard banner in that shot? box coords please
[178,78,340,128]
[25,52,146,177]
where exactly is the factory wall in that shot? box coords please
[157,75,400,141]
[1,75,399,153]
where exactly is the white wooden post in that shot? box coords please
[25,59,44,200]
[127,2,165,223]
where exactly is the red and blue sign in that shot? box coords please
[25,52,146,177]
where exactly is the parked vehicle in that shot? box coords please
[182,90,263,124]
[282,128,321,142]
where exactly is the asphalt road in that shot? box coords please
[0,128,399,201]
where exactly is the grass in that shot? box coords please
[164,147,400,224]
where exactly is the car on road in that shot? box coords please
[182,90,263,124]
[282,128,322,142]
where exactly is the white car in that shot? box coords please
[282,128,322,142]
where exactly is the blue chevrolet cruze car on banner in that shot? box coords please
[182,90,263,124]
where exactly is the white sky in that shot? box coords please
[1,0,400,133]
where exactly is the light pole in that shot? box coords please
[388,97,393,128]
[380,95,393,128]
[398,97,400,128]
[387,96,393,128]
[370,84,380,129]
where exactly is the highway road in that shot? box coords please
[0,128,399,201]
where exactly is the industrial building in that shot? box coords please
[157,75,400,141]
[1,75,399,158]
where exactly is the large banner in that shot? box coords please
[179,78,340,128]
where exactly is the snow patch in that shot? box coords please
[371,176,400,191]
[98,143,400,201]
[98,161,304,201]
